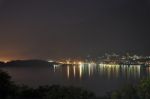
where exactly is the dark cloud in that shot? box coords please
[0,0,150,60]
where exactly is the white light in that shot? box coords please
[48,60,54,62]
[67,66,70,78]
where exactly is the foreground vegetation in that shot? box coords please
[106,78,150,99]
[1,69,150,99]
[0,70,96,99]
[98,79,150,99]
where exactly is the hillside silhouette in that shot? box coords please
[0,60,56,67]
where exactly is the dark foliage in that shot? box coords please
[105,78,150,99]
[1,69,150,99]
[0,69,96,99]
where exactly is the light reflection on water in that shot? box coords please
[65,63,97,79]
[1,64,150,95]
[54,63,148,80]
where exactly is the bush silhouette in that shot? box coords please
[0,70,18,99]
[1,69,150,99]
[0,69,96,99]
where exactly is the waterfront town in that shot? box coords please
[48,53,150,66]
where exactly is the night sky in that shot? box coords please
[0,0,150,60]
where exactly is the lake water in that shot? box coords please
[1,63,150,96]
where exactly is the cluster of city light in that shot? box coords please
[48,60,54,63]
[55,60,93,65]
[0,59,10,63]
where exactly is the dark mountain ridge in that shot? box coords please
[0,60,55,67]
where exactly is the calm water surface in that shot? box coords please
[1,64,150,95]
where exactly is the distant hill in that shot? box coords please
[0,60,55,67]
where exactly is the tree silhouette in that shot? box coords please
[1,68,150,99]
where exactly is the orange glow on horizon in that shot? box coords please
[0,58,10,63]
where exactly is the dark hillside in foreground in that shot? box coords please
[0,60,55,67]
